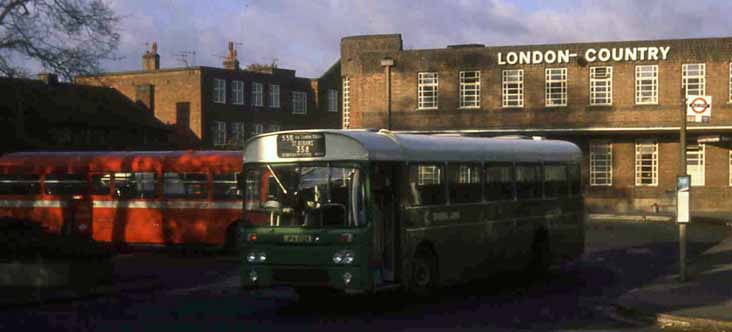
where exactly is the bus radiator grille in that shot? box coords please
[272,268,329,284]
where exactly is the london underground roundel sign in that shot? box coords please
[687,95,712,123]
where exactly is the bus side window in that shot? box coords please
[485,164,513,201]
[544,164,568,198]
[568,164,581,196]
[44,174,87,196]
[408,164,445,206]
[163,172,208,199]
[447,163,481,203]
[91,174,112,195]
[0,174,41,195]
[212,173,241,199]
[114,172,156,199]
[516,164,541,199]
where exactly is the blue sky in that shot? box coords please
[103,0,732,78]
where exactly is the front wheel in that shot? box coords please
[409,248,438,296]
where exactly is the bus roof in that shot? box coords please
[244,129,582,163]
[0,150,243,174]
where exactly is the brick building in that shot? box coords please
[340,33,732,215]
[0,74,171,154]
[77,42,342,149]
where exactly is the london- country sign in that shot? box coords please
[497,46,671,65]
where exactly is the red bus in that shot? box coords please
[0,151,244,250]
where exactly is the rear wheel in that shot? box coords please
[224,222,241,254]
[527,232,551,277]
[410,248,438,296]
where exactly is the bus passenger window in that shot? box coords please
[485,164,513,201]
[91,174,112,195]
[164,173,208,199]
[568,164,581,195]
[44,174,87,196]
[516,165,542,199]
[448,164,481,203]
[0,174,41,195]
[408,164,445,206]
[114,172,156,199]
[544,165,568,198]
[213,173,241,199]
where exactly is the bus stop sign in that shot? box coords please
[677,175,690,223]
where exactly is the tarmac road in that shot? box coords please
[0,218,729,332]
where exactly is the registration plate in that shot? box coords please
[283,234,313,243]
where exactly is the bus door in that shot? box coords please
[90,173,114,242]
[111,172,162,245]
[162,172,209,245]
[373,164,399,283]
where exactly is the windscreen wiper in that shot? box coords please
[266,164,288,195]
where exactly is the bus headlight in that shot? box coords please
[343,251,355,264]
[247,252,257,263]
[249,271,258,282]
[333,251,343,264]
[333,250,355,264]
[257,252,267,262]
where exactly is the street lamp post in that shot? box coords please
[679,86,688,282]
[381,58,394,130]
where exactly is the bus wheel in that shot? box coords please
[224,222,241,254]
[410,248,438,296]
[527,233,551,277]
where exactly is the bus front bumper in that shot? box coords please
[242,265,366,292]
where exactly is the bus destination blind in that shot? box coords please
[277,133,325,158]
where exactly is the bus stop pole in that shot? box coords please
[679,88,688,282]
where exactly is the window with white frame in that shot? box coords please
[635,65,658,104]
[418,72,438,110]
[342,77,350,128]
[502,69,523,108]
[459,71,480,108]
[545,68,567,107]
[328,89,338,112]
[417,165,441,185]
[269,84,280,108]
[457,164,480,184]
[590,67,612,105]
[635,140,658,186]
[292,91,307,114]
[682,63,705,97]
[229,122,244,146]
[252,82,263,107]
[253,123,264,135]
[687,144,705,186]
[590,141,612,186]
[213,79,226,104]
[231,80,244,105]
[212,121,226,146]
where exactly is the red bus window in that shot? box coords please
[212,173,241,199]
[163,172,207,199]
[91,174,112,195]
[44,174,87,196]
[114,172,156,199]
[0,174,41,195]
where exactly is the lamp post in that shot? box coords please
[381,57,394,130]
[678,85,688,282]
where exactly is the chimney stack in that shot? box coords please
[223,41,240,70]
[143,42,160,71]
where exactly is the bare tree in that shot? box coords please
[0,0,120,81]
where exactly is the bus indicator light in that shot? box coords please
[248,233,257,241]
[338,233,353,243]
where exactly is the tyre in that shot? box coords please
[527,233,551,277]
[224,222,241,254]
[409,247,438,296]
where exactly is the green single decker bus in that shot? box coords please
[241,129,584,296]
